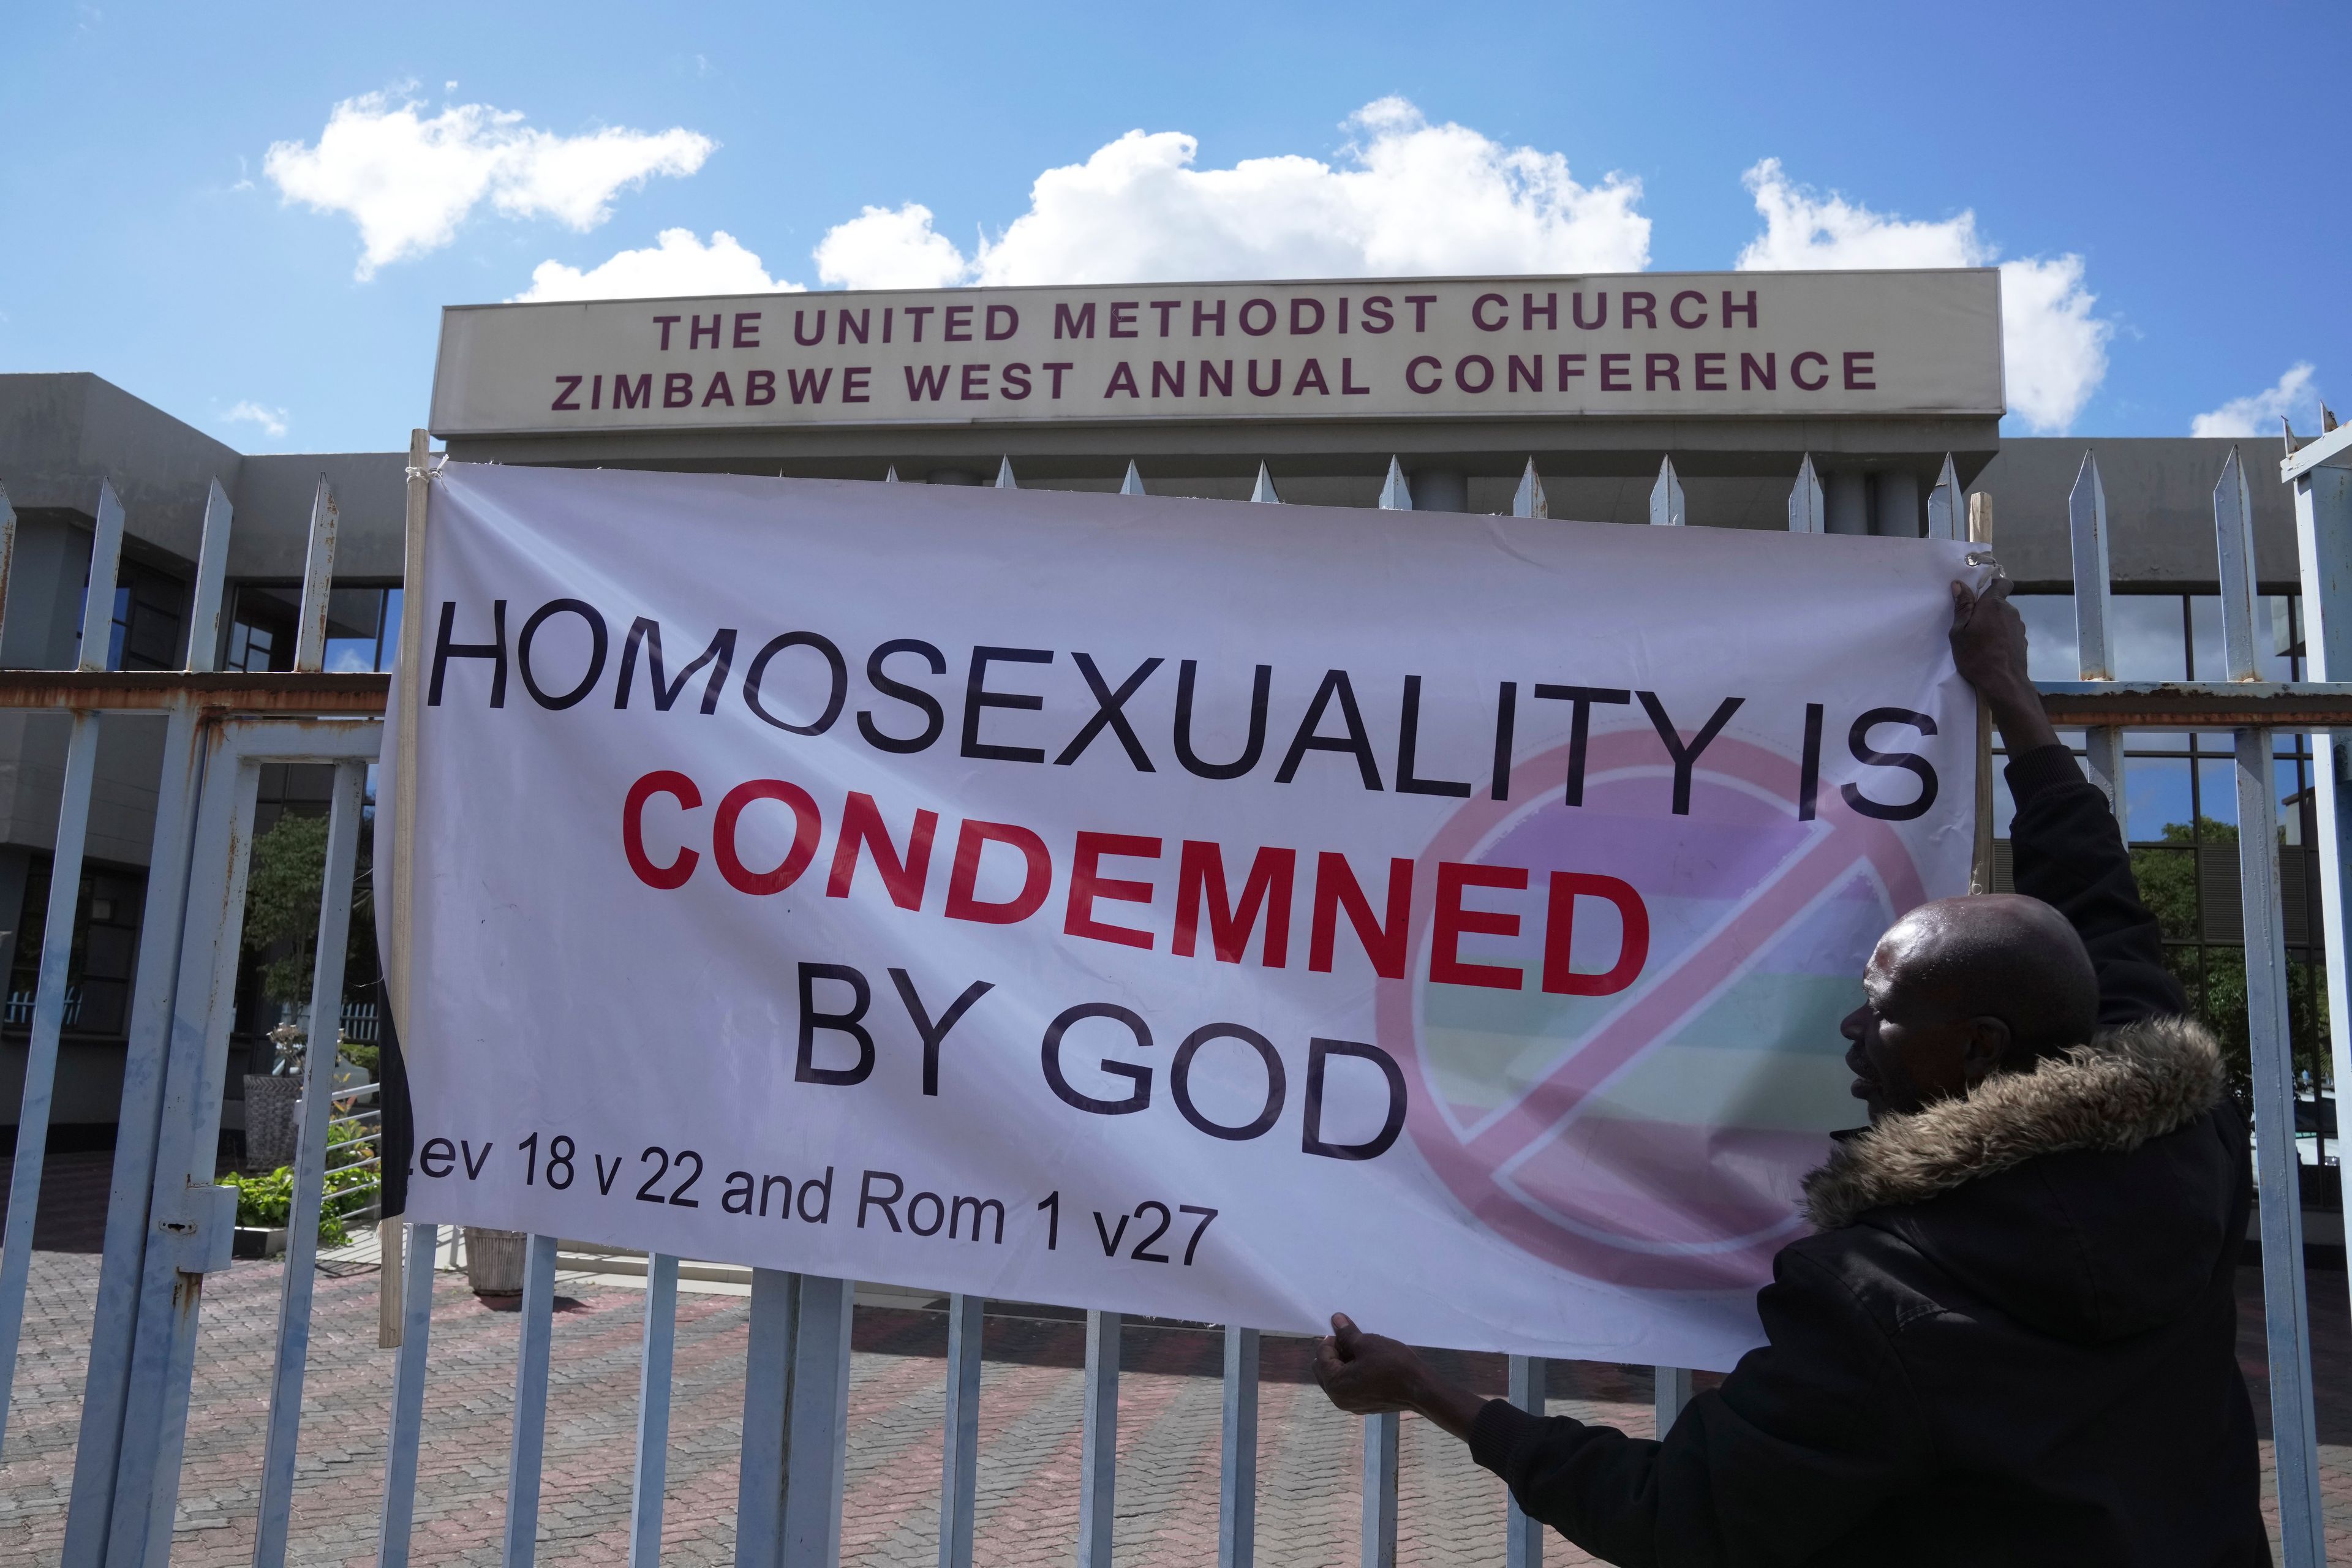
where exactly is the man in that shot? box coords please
[1314,579,2267,1566]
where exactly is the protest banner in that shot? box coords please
[384,462,1986,1369]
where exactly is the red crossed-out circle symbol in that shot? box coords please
[1377,728,1932,1291]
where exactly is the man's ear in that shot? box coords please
[1962,1016,2015,1084]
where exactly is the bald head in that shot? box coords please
[1875,894,2100,1063]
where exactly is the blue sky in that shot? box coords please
[2,0,2342,454]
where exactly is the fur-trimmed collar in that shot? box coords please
[1802,1016,2227,1231]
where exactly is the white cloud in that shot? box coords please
[222,401,288,439]
[815,205,969,290]
[514,228,801,301]
[2190,362,2321,439]
[807,98,1649,291]
[1735,157,2112,434]
[265,89,714,278]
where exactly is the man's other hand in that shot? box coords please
[1314,1313,1428,1412]
[1951,578,2060,755]
[1313,1313,1489,1439]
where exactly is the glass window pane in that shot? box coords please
[2182,594,2300,684]
[324,587,383,642]
[321,586,399,672]
[2109,595,2188,681]
[2269,595,2300,680]
[2011,594,2079,680]
[2187,596,2226,682]
[2279,758,2311,845]
[2196,758,2239,829]
[379,589,404,673]
[225,585,299,674]
[2126,756,2195,842]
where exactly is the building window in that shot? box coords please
[233,760,382,1042]
[222,584,402,674]
[78,556,187,671]
[1992,590,2325,1145]
[5,862,146,1038]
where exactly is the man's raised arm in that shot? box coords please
[1948,579,2189,1025]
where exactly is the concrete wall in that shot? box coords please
[0,514,95,671]
[0,373,240,565]
[228,451,409,579]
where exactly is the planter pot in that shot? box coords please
[232,1226,287,1260]
[242,1075,302,1172]
[465,1227,528,1298]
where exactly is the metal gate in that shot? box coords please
[3,421,2350,1565]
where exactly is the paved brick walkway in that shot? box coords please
[2,1245,2350,1564]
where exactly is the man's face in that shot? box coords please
[1840,924,1979,1120]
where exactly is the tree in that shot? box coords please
[2130,817,2329,1101]
[241,811,378,1045]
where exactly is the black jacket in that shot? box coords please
[1469,744,2267,1566]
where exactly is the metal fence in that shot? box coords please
[1,421,2350,1566]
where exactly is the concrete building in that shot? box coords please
[0,361,2314,1145]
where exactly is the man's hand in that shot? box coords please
[1950,578,2060,756]
[1313,1313,1490,1441]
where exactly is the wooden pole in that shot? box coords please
[379,1218,404,1349]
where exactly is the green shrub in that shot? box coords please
[219,1158,377,1248]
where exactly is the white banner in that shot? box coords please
[429,269,2003,435]
[388,464,1984,1369]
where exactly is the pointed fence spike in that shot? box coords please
[1787,454,1825,534]
[1926,454,1963,541]
[77,480,127,672]
[1120,461,1145,496]
[1649,455,1686,528]
[1378,456,1411,511]
[884,465,900,483]
[293,472,340,674]
[1251,464,1281,505]
[2214,447,2263,682]
[1510,459,1547,519]
[995,457,1017,489]
[2068,451,2115,680]
[182,478,233,673]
